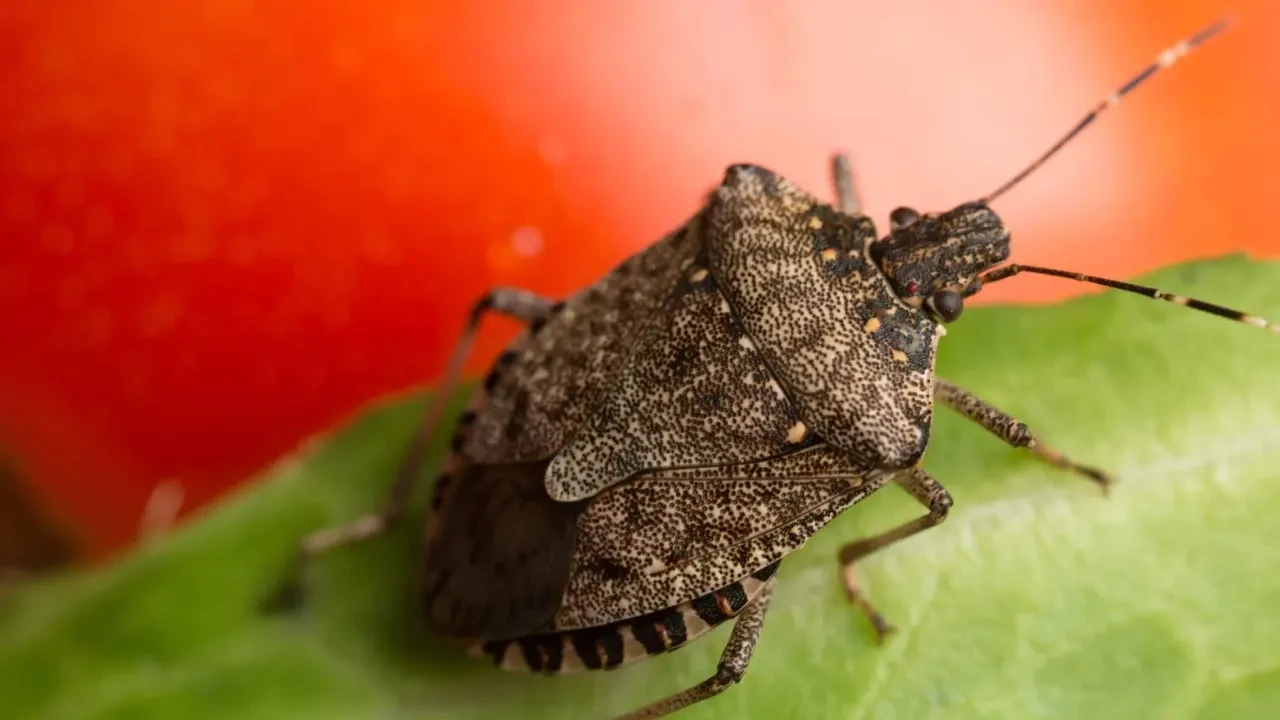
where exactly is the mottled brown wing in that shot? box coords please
[707,164,943,471]
[420,459,588,641]
[544,248,810,502]
[464,215,702,466]
[552,444,891,631]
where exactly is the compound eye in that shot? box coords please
[929,289,964,323]
[890,206,921,230]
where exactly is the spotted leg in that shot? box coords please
[838,467,952,641]
[935,378,1113,492]
[266,287,556,611]
[616,579,776,720]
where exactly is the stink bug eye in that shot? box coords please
[889,206,920,230]
[927,289,964,323]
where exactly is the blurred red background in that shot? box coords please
[2,1,1279,560]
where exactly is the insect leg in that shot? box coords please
[304,287,556,550]
[935,378,1113,492]
[837,467,952,642]
[615,578,777,720]
[831,153,862,215]
[266,287,556,610]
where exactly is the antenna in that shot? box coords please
[979,264,1280,334]
[980,17,1230,205]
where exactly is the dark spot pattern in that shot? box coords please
[478,569,776,676]
[657,610,688,648]
[718,582,749,613]
[631,619,666,655]
[693,592,728,626]
[569,628,609,670]
[751,561,781,582]
[518,635,563,673]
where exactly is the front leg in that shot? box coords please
[838,467,952,641]
[935,378,1114,491]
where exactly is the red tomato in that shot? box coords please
[3,1,1279,558]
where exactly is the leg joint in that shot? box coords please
[714,662,744,686]
[929,491,953,523]
[1007,421,1033,447]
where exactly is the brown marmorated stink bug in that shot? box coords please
[276,18,1278,720]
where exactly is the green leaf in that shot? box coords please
[3,256,1278,720]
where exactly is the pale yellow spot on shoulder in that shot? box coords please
[808,216,823,230]
[786,420,807,444]
[891,349,909,363]
[935,324,947,337]
[738,335,755,350]
[864,317,881,333]
[820,248,838,261]
[690,268,708,282]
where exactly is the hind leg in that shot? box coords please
[615,579,776,720]
[266,287,556,610]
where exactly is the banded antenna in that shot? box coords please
[974,18,1278,335]
[981,18,1229,205]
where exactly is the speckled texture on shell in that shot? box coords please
[545,249,806,502]
[552,446,889,630]
[428,163,949,640]
[464,215,702,466]
[707,164,942,472]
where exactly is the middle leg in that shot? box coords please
[838,467,952,642]
[615,578,777,720]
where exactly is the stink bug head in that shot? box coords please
[869,201,1010,322]
[862,17,1280,336]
